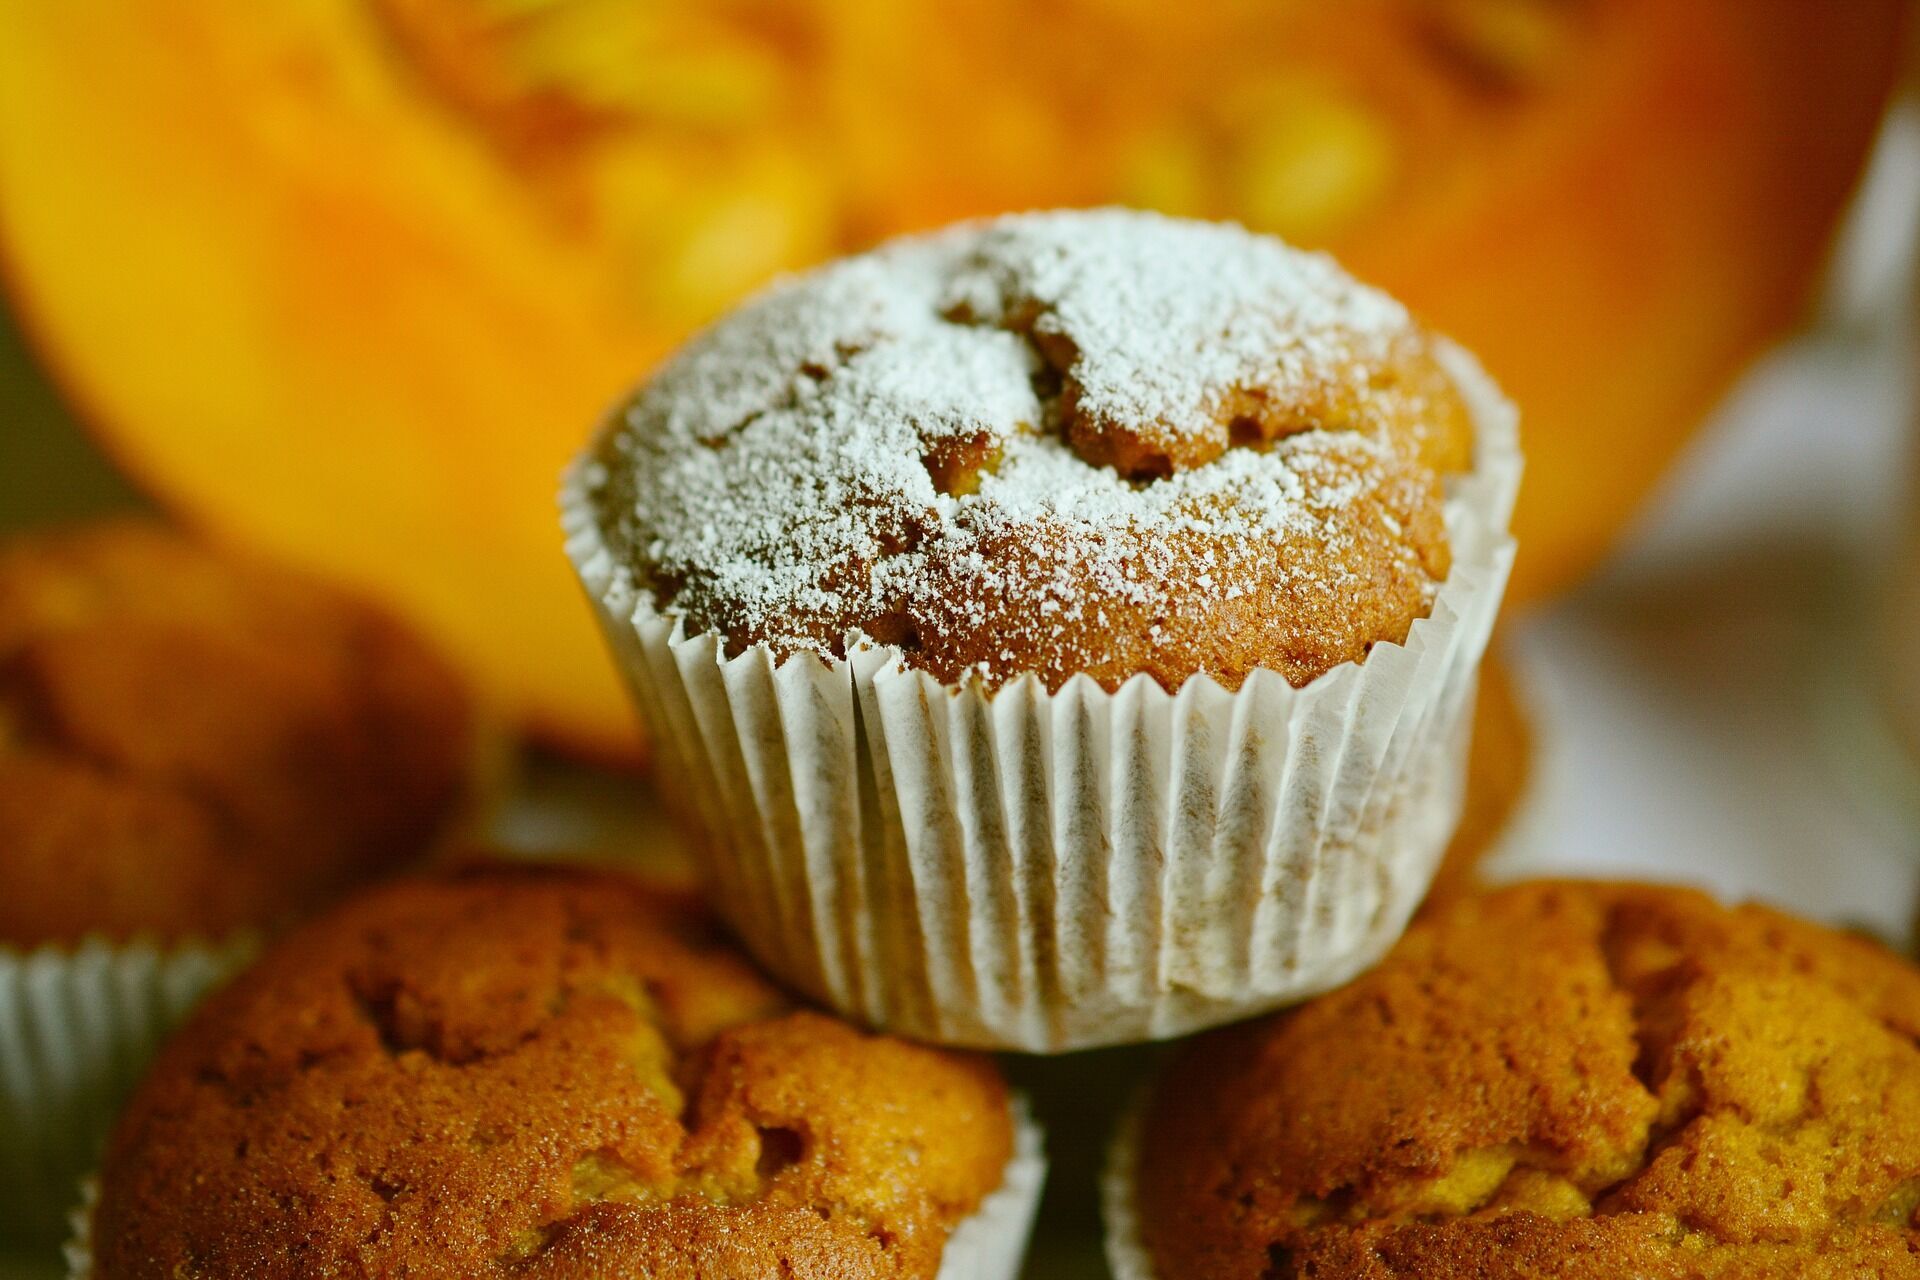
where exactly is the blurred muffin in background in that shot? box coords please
[1109,880,1920,1280]
[0,519,481,948]
[0,519,484,1240]
[82,864,1044,1280]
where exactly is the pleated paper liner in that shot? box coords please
[1100,1094,1156,1280]
[1,934,255,1241]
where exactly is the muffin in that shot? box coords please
[1106,880,1920,1279]
[0,519,480,1237]
[564,208,1520,1051]
[76,864,1045,1280]
[0,520,479,944]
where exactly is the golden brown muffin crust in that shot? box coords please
[0,520,475,947]
[93,864,1014,1279]
[590,209,1476,695]
[1136,881,1920,1279]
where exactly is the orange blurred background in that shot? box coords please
[0,0,1908,758]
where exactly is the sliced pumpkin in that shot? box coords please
[0,0,1903,756]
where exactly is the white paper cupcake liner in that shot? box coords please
[0,934,254,1242]
[65,1096,1045,1279]
[565,341,1519,1052]
[1100,1094,1157,1280]
[63,1179,97,1280]
[938,1095,1048,1280]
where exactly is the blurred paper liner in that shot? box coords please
[0,935,254,1242]
[1100,1094,1155,1280]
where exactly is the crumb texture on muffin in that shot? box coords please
[91,865,1013,1279]
[589,208,1475,693]
[0,521,474,947]
[1137,881,1920,1279]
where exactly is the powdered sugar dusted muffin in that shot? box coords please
[80,865,1044,1280]
[565,209,1520,1051]
[585,209,1472,692]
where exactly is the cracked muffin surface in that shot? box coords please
[587,208,1475,692]
[1133,880,1920,1280]
[91,864,1014,1279]
[0,520,476,948]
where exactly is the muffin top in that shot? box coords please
[93,864,1014,1280]
[586,208,1476,693]
[1135,880,1920,1280]
[0,521,475,947]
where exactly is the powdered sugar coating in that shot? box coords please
[589,209,1472,691]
